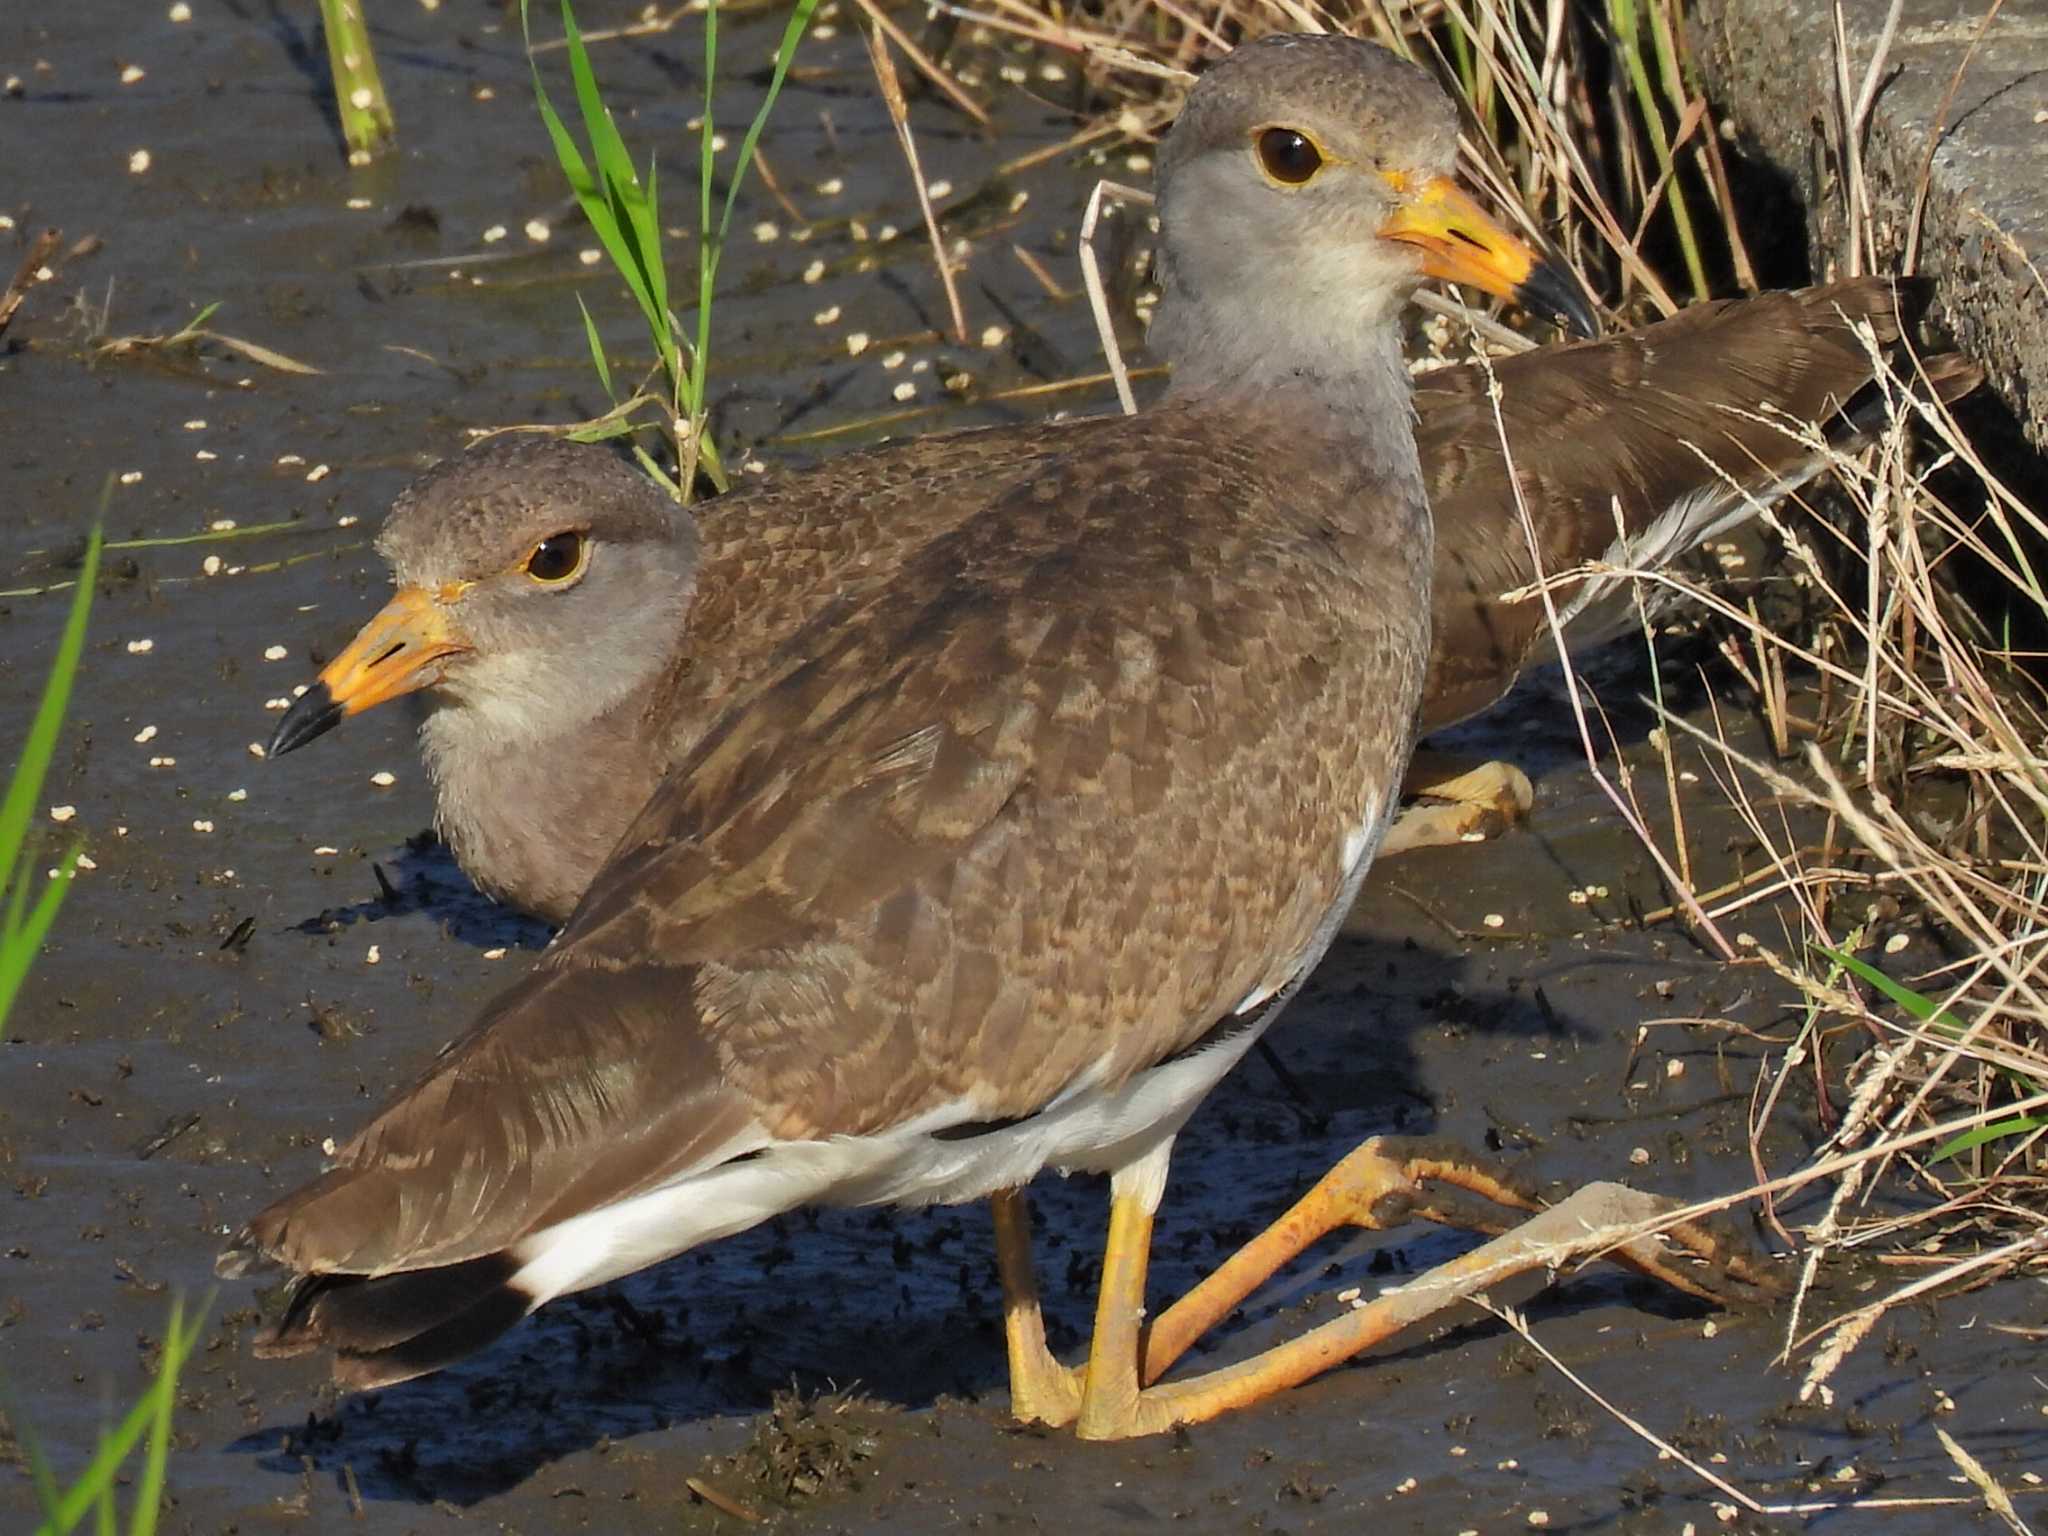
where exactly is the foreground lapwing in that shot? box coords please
[225,34,1768,1436]
[267,280,1970,919]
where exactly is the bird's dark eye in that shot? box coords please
[524,531,586,585]
[1257,127,1322,185]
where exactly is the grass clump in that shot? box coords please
[0,521,212,1534]
[520,0,820,501]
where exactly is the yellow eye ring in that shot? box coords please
[524,530,588,585]
[1255,126,1323,186]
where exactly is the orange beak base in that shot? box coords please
[1379,175,1597,338]
[267,586,471,757]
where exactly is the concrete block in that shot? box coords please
[1688,0,2046,447]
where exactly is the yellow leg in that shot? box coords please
[1140,1136,1539,1385]
[1374,754,1535,864]
[992,1187,1082,1427]
[1065,1135,1779,1440]
[1074,1144,1171,1440]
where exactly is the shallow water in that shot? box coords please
[3,4,2042,1531]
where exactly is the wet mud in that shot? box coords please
[3,4,2042,1531]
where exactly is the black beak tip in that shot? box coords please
[267,681,344,758]
[1517,260,1600,340]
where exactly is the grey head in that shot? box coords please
[268,437,698,756]
[1152,34,1592,402]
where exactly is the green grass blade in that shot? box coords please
[126,1296,185,1536]
[713,0,821,245]
[93,1436,115,1536]
[689,0,817,459]
[1930,1115,2048,1164]
[575,294,615,399]
[637,153,668,353]
[520,2,645,313]
[1817,945,1967,1033]
[690,0,720,421]
[526,0,672,382]
[0,847,80,1026]
[29,1295,208,1536]
[0,521,99,1033]
[559,0,667,349]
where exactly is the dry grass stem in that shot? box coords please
[864,24,970,344]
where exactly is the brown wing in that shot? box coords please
[235,399,1432,1278]
[645,413,1144,757]
[1414,276,1972,733]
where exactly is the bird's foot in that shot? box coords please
[1058,1136,1778,1440]
[1374,755,1534,863]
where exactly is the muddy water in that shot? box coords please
[2,4,2041,1531]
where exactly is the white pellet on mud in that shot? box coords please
[133,725,157,743]
[263,644,289,661]
[365,945,381,964]
[126,638,154,654]
[228,788,247,802]
[49,805,76,824]
[192,819,214,833]
[369,771,396,787]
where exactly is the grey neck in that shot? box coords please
[1150,276,1421,500]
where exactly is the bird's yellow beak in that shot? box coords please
[267,585,473,756]
[1378,173,1597,338]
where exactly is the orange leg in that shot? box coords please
[1065,1135,1777,1439]
[1141,1135,1538,1384]
[991,1187,1082,1427]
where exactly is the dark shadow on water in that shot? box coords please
[287,832,555,953]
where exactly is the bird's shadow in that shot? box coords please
[287,832,555,954]
[224,921,1724,1510]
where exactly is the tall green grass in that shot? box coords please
[0,528,98,1023]
[317,0,396,161]
[520,0,820,501]
[0,523,209,1536]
